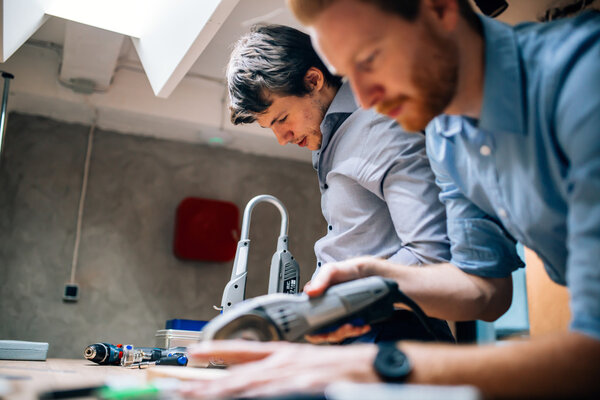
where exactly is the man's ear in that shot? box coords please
[425,0,460,32]
[304,67,325,92]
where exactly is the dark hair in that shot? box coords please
[227,24,342,125]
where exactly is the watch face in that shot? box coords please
[374,344,412,382]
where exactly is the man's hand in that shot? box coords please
[304,256,387,297]
[301,256,391,343]
[183,340,380,399]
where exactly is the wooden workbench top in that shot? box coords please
[0,358,145,400]
[0,358,228,400]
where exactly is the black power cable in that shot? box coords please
[392,286,442,341]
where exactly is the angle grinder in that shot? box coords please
[203,276,438,342]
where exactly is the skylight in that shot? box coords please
[0,0,239,97]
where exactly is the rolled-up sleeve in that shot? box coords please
[426,124,524,277]
[556,41,600,340]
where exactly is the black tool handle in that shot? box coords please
[155,355,188,366]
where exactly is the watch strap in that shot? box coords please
[373,342,412,383]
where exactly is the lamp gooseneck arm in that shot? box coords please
[221,195,293,312]
[240,195,289,240]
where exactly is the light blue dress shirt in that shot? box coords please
[426,12,600,340]
[313,82,450,276]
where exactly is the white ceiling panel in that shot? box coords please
[60,22,124,89]
[1,0,51,61]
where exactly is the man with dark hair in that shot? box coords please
[225,24,453,344]
[184,1,600,399]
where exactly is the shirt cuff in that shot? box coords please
[448,217,524,278]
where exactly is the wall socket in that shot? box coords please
[63,283,79,302]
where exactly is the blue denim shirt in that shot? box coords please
[313,83,450,276]
[426,12,600,340]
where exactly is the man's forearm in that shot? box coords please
[363,259,512,321]
[402,332,600,398]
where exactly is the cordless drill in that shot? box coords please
[84,342,187,366]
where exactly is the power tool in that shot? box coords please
[120,344,187,367]
[125,354,189,369]
[203,276,438,342]
[84,343,186,366]
[220,195,300,313]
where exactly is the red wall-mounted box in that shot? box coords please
[173,197,240,262]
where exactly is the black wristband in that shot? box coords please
[373,342,412,383]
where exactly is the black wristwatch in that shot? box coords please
[373,342,412,383]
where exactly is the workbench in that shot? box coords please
[0,359,145,400]
[0,359,481,400]
[0,358,229,400]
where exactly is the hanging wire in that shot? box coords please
[69,110,97,283]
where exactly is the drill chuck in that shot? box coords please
[84,346,97,359]
[84,343,123,365]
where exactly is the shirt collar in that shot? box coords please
[317,81,358,152]
[478,15,526,135]
[324,81,358,116]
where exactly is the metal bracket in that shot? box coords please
[0,72,15,160]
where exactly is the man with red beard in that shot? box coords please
[183,1,600,398]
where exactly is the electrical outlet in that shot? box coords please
[63,283,79,302]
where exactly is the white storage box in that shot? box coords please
[155,329,203,348]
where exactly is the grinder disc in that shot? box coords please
[212,310,281,341]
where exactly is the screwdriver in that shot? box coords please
[127,354,188,369]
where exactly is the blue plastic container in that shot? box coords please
[165,319,208,331]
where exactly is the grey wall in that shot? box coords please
[0,113,324,358]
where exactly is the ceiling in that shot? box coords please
[29,1,304,83]
[27,0,564,84]
[1,0,595,162]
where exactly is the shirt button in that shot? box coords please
[328,225,333,231]
[480,145,491,156]
[323,184,329,189]
[498,208,507,218]
[317,261,322,267]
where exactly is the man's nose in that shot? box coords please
[349,74,384,110]
[273,126,293,145]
